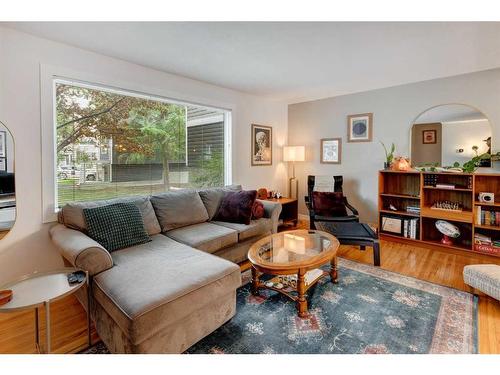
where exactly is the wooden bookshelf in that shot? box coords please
[474,201,500,207]
[378,170,500,258]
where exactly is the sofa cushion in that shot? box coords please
[212,218,272,241]
[214,190,257,225]
[165,222,238,253]
[198,185,242,220]
[92,235,241,346]
[60,196,161,236]
[151,190,209,231]
[83,203,151,252]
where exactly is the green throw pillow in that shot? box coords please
[83,202,151,252]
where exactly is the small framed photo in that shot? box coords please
[251,124,272,166]
[320,138,342,164]
[381,216,402,234]
[0,158,6,172]
[0,131,6,158]
[347,113,373,142]
[422,129,437,144]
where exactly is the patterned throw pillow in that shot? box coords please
[214,190,257,225]
[252,200,265,220]
[83,202,151,252]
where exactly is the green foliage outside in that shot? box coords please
[55,83,224,204]
[191,151,224,187]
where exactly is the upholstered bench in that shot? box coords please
[463,264,500,301]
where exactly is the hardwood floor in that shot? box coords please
[0,220,498,354]
[0,296,99,354]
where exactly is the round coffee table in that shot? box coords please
[248,229,339,317]
[0,268,90,353]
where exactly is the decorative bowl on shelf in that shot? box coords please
[435,220,460,246]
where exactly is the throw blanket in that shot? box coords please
[313,175,336,192]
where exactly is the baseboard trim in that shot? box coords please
[298,214,310,221]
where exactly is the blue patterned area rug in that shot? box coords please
[82,258,478,354]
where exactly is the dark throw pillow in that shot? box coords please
[83,202,151,252]
[312,191,348,217]
[252,200,265,220]
[214,190,257,225]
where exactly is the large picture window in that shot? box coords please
[54,80,229,208]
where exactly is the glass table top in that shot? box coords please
[249,230,337,266]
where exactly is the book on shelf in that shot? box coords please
[402,218,419,240]
[476,206,500,226]
[435,183,456,189]
[474,232,500,255]
[406,205,420,214]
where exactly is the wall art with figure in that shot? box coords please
[251,124,272,166]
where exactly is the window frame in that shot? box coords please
[41,65,232,223]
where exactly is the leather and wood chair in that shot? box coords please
[304,175,359,230]
[305,175,380,266]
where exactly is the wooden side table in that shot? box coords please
[0,268,91,353]
[264,197,298,226]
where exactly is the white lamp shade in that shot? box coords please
[283,146,305,162]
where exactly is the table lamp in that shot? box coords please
[283,145,305,199]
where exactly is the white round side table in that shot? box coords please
[0,267,91,353]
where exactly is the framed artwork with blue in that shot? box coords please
[347,113,373,142]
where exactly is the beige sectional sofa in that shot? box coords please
[49,186,282,353]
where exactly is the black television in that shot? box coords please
[0,173,15,195]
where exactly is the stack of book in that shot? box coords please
[403,218,419,239]
[435,183,456,189]
[474,233,500,255]
[476,206,500,227]
[406,205,420,215]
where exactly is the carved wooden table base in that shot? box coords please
[251,256,338,318]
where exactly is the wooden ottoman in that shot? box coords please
[463,264,500,301]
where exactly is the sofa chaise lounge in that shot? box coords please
[49,186,282,353]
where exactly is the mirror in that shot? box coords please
[0,121,15,239]
[411,104,492,168]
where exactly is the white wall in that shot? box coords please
[0,27,288,284]
[289,68,500,222]
[441,120,491,166]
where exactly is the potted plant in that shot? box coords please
[380,142,395,169]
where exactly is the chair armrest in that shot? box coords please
[257,199,282,233]
[345,201,359,216]
[49,224,113,276]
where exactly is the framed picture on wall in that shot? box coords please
[0,158,6,172]
[251,124,272,166]
[422,129,437,144]
[320,138,342,164]
[347,113,373,142]
[0,131,6,158]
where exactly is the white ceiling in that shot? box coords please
[6,22,500,103]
